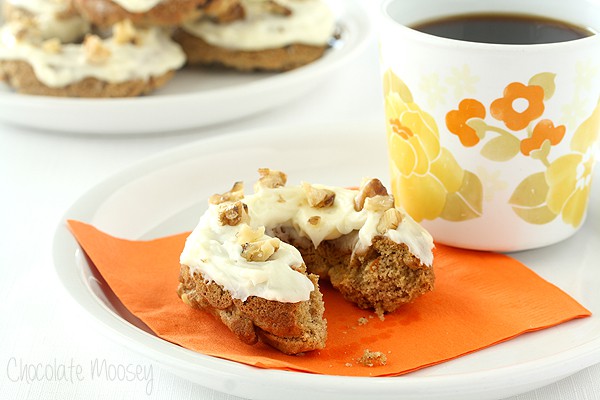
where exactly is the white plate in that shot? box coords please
[0,0,370,135]
[53,122,600,400]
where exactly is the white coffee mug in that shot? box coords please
[379,0,600,251]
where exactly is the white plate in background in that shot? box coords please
[0,0,371,134]
[53,122,600,400]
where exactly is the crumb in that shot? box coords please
[358,349,387,367]
[358,317,368,326]
[345,363,353,367]
[375,309,385,321]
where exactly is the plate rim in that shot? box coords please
[52,121,600,400]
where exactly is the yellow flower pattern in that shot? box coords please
[545,100,599,227]
[383,70,482,222]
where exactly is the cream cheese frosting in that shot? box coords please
[179,181,434,304]
[179,205,314,303]
[5,0,90,42]
[182,0,335,51]
[0,23,186,87]
[31,13,90,42]
[6,0,71,16]
[107,0,163,13]
[245,184,434,266]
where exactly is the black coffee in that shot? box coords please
[412,13,594,45]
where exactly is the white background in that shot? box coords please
[1,1,600,399]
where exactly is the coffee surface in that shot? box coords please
[412,13,593,44]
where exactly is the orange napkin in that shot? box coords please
[67,220,590,377]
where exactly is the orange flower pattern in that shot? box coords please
[520,119,566,156]
[446,99,486,147]
[441,70,597,228]
[490,82,545,131]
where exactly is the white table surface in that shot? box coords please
[1,6,600,400]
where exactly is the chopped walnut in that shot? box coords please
[307,216,321,226]
[262,0,292,16]
[7,8,37,28]
[354,178,389,211]
[83,35,111,64]
[254,168,287,190]
[364,195,395,213]
[113,19,141,45]
[241,238,281,262]
[42,38,62,54]
[10,19,39,42]
[376,208,403,233]
[204,0,245,23]
[290,263,306,273]
[302,182,336,208]
[13,27,30,42]
[209,181,244,205]
[217,201,249,226]
[236,224,265,244]
[56,3,82,20]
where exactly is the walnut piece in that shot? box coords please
[209,181,244,205]
[42,38,62,54]
[83,35,111,64]
[113,19,141,45]
[307,216,321,226]
[236,224,265,245]
[376,208,402,234]
[254,168,287,190]
[302,182,336,208]
[217,201,249,226]
[263,0,292,16]
[9,19,40,42]
[354,178,389,211]
[204,0,245,23]
[364,195,394,213]
[241,238,281,262]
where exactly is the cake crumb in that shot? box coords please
[345,363,353,367]
[358,349,387,367]
[375,309,385,321]
[357,317,369,326]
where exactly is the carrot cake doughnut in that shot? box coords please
[177,169,435,354]
[2,0,90,42]
[174,0,336,71]
[0,20,186,97]
[71,0,241,27]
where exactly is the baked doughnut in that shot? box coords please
[71,0,242,27]
[177,169,435,354]
[0,20,186,97]
[174,0,335,71]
